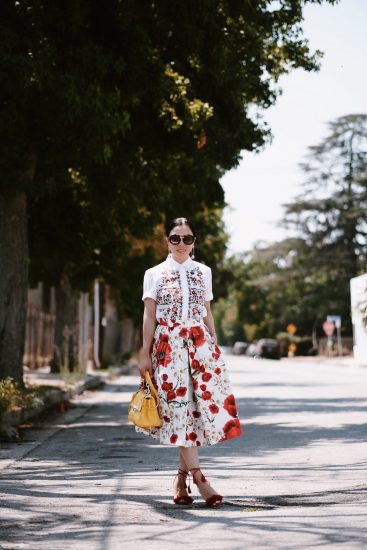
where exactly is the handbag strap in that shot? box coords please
[145,371,159,401]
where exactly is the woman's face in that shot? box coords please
[167,224,195,263]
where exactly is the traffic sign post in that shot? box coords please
[286,323,297,335]
[323,321,335,357]
[327,315,341,326]
[326,315,343,356]
[287,343,297,357]
[286,324,297,356]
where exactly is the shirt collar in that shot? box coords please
[166,256,194,270]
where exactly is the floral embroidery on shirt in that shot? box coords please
[155,266,207,324]
[156,269,183,322]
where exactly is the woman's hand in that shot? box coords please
[139,349,153,378]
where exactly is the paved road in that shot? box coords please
[1,356,367,549]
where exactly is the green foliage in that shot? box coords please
[0,377,43,415]
[221,114,367,341]
[276,332,314,357]
[212,296,247,346]
[282,114,367,332]
[1,1,338,274]
[0,0,340,380]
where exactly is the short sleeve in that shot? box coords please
[204,267,213,301]
[142,269,157,301]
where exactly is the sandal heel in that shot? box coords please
[190,467,223,508]
[173,469,194,505]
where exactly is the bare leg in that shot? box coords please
[179,447,190,471]
[179,446,199,470]
[173,448,190,497]
[180,447,222,503]
[172,447,195,503]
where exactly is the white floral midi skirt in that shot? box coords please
[136,319,243,447]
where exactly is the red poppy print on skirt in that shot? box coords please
[212,345,221,360]
[223,394,238,418]
[136,319,243,447]
[161,382,173,392]
[155,333,172,367]
[189,326,206,347]
[221,418,242,440]
[166,390,176,401]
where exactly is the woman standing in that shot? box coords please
[138,217,242,507]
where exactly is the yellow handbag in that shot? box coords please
[128,371,162,428]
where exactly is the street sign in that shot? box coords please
[326,315,342,354]
[286,323,297,335]
[327,315,341,328]
[323,321,335,336]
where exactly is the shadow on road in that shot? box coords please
[1,377,367,548]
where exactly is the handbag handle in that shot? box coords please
[145,371,159,401]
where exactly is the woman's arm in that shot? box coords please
[139,298,157,377]
[203,301,218,346]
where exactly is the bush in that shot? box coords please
[0,377,44,416]
[276,332,316,356]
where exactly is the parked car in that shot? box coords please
[232,341,249,355]
[245,342,258,357]
[246,338,280,360]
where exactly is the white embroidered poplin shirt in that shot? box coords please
[142,257,213,324]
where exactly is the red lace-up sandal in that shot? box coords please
[173,469,194,505]
[190,467,223,508]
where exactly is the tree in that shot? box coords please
[235,239,325,338]
[1,0,338,383]
[222,115,367,342]
[213,242,308,341]
[283,114,367,332]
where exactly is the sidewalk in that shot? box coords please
[281,354,367,369]
[0,364,131,436]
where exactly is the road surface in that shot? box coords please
[1,356,367,549]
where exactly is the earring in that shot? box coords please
[190,246,195,259]
[168,247,172,258]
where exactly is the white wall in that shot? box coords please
[350,273,367,364]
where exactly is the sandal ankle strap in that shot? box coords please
[189,467,206,484]
[175,469,191,494]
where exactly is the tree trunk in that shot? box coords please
[50,274,78,373]
[0,192,29,386]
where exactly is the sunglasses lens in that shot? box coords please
[169,234,195,245]
[183,235,195,245]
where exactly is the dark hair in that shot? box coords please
[165,217,196,237]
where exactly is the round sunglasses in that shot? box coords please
[168,234,196,245]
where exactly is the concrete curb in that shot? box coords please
[0,374,105,432]
[0,362,134,437]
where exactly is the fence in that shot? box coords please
[23,304,56,368]
[22,281,137,370]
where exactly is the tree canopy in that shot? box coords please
[215,114,367,345]
[0,0,339,381]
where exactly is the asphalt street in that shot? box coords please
[1,356,367,550]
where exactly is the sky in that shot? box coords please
[221,0,367,254]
